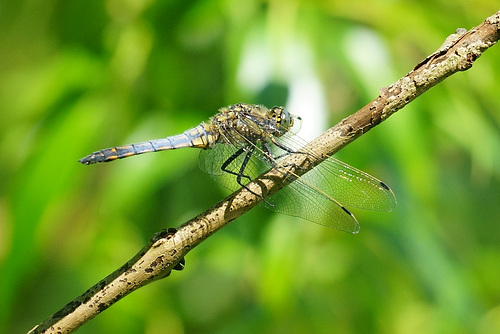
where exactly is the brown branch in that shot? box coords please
[28,10,500,334]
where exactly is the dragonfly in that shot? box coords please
[79,103,396,233]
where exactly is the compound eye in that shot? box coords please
[271,107,292,130]
[280,109,292,129]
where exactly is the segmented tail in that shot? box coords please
[79,124,213,165]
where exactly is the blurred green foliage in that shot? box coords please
[1,1,500,333]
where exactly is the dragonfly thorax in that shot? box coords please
[211,103,291,146]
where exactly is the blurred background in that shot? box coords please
[1,1,500,333]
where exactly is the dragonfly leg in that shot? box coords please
[261,141,280,164]
[221,147,252,182]
[221,146,273,206]
[265,139,311,167]
[235,146,256,187]
[270,137,296,154]
[265,139,312,175]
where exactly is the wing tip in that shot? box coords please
[340,206,361,234]
[379,181,391,191]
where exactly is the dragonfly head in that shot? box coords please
[271,106,292,130]
[270,106,302,135]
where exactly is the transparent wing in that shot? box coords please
[198,112,280,192]
[198,113,395,233]
[305,155,396,211]
[269,130,396,210]
[266,174,361,233]
[199,140,361,232]
[198,141,269,192]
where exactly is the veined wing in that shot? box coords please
[198,111,395,233]
[199,137,362,233]
[267,171,362,233]
[198,139,270,191]
[303,155,396,211]
[270,129,396,212]
[263,134,395,232]
[198,110,280,189]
